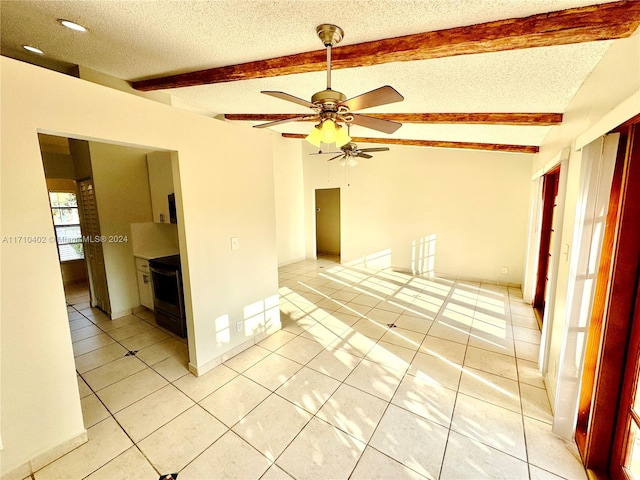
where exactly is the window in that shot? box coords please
[49,191,84,261]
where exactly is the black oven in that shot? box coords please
[149,255,187,338]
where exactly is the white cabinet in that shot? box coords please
[147,151,174,223]
[135,257,154,309]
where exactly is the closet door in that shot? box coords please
[79,179,110,313]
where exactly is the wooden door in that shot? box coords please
[78,179,110,313]
[315,188,341,257]
[534,167,560,325]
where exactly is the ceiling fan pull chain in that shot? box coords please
[346,162,351,187]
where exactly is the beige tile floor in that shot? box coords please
[30,257,587,479]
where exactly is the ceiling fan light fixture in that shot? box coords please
[319,119,337,143]
[338,158,347,167]
[305,125,323,147]
[347,158,359,167]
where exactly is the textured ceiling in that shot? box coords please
[0,0,625,149]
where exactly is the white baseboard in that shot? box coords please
[188,322,282,377]
[1,460,30,480]
[391,267,522,289]
[1,430,87,480]
[110,308,133,319]
[278,257,306,267]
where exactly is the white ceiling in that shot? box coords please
[0,0,624,149]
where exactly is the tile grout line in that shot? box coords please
[67,303,221,478]
[63,260,550,479]
[284,266,476,473]
[246,264,421,477]
[345,277,458,479]
[508,288,536,480]
[434,279,475,480]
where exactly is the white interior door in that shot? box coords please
[552,133,620,438]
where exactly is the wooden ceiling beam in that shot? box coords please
[281,133,539,154]
[225,112,563,126]
[132,1,640,91]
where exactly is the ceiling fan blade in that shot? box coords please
[340,86,404,112]
[261,91,316,109]
[328,154,345,162]
[310,151,341,155]
[351,113,402,134]
[358,147,390,153]
[355,153,373,159]
[253,115,311,128]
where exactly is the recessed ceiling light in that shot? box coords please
[23,45,44,55]
[58,19,88,32]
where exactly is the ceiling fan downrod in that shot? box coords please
[316,24,344,91]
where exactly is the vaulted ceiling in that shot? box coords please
[2,0,639,154]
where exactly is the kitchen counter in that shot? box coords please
[134,249,180,260]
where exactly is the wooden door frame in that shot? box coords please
[611,278,640,480]
[576,121,640,476]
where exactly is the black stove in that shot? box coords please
[148,254,186,338]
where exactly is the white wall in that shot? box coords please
[527,32,640,428]
[88,141,154,317]
[272,134,306,265]
[536,34,639,170]
[0,57,279,475]
[303,141,533,284]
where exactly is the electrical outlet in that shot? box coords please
[236,321,243,332]
[501,266,508,275]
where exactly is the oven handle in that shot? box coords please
[149,266,178,277]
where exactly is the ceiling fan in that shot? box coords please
[315,142,390,166]
[254,24,404,148]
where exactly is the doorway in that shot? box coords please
[315,188,341,258]
[534,166,560,327]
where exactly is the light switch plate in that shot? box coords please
[231,237,239,250]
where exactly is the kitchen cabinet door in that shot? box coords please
[137,270,154,309]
